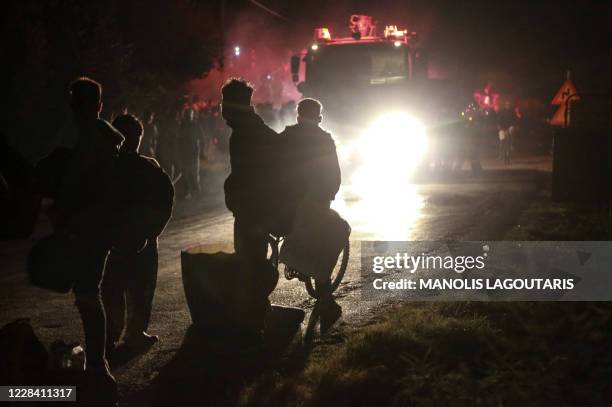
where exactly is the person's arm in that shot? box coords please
[319,137,341,202]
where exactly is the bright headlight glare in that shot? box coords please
[352,112,427,193]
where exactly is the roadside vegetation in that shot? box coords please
[505,187,611,241]
[239,186,612,406]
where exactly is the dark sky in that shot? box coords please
[223,0,611,93]
[2,0,610,158]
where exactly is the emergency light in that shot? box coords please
[384,25,409,41]
[314,27,331,41]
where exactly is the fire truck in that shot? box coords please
[290,15,474,177]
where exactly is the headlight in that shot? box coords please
[334,112,426,240]
[352,112,427,194]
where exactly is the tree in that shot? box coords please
[1,0,221,158]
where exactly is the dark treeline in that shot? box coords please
[1,0,222,160]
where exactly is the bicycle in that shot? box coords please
[267,234,350,299]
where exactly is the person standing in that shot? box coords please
[222,78,280,339]
[140,110,158,158]
[53,77,124,401]
[102,114,174,352]
[156,108,179,180]
[178,108,203,199]
[223,79,280,263]
[497,101,517,165]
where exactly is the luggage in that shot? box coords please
[279,202,350,281]
[181,246,278,336]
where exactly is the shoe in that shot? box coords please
[123,332,159,350]
[318,298,342,334]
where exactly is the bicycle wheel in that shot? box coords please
[305,239,350,298]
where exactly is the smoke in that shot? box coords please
[186,8,304,106]
[185,1,448,105]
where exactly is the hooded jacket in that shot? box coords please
[223,109,280,219]
[280,123,341,205]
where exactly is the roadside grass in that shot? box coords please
[505,187,611,241]
[240,302,612,406]
[239,186,612,406]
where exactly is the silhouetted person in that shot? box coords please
[222,78,280,339]
[178,108,203,199]
[0,133,41,239]
[281,99,341,210]
[53,77,124,401]
[223,79,280,259]
[459,114,483,175]
[497,102,516,165]
[156,109,179,179]
[140,109,158,158]
[280,99,341,324]
[102,114,174,353]
[211,104,229,157]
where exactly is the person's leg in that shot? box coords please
[507,131,514,161]
[184,159,197,198]
[233,217,268,264]
[233,217,271,339]
[315,277,341,333]
[73,247,118,404]
[73,248,110,372]
[193,154,201,194]
[101,252,127,350]
[74,289,108,370]
[504,139,511,164]
[124,240,159,344]
[315,277,333,302]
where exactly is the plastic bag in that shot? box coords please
[181,248,278,334]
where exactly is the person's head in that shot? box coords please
[221,78,254,122]
[70,77,102,119]
[112,114,143,153]
[297,98,322,125]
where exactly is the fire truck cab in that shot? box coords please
[291,16,431,131]
[291,15,473,179]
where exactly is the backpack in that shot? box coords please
[114,156,174,250]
